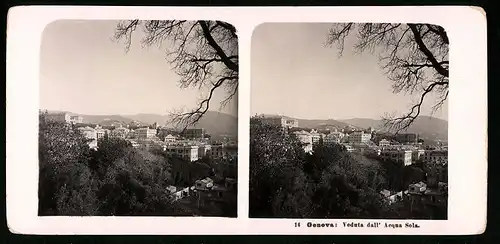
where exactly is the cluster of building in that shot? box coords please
[42,112,238,163]
[375,142,447,167]
[94,126,237,163]
[291,128,361,153]
[260,116,447,168]
[257,116,448,218]
[161,138,237,163]
[166,177,237,208]
[77,125,110,149]
[379,180,448,218]
[75,124,160,150]
[300,132,446,168]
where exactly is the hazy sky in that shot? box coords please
[251,23,448,121]
[40,20,237,116]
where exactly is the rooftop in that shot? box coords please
[412,181,427,188]
[380,190,391,197]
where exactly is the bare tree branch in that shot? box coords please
[325,23,353,57]
[169,76,238,132]
[382,81,448,133]
[326,23,449,132]
[114,20,238,132]
[114,19,140,52]
[198,21,238,72]
[216,21,238,39]
[408,24,449,77]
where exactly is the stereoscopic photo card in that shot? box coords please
[6,6,487,235]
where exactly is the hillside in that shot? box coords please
[78,115,135,125]
[43,110,237,137]
[405,116,448,141]
[123,113,169,125]
[40,110,134,125]
[340,116,448,141]
[121,111,237,136]
[257,114,447,142]
[194,111,238,137]
[296,118,351,129]
[339,118,382,130]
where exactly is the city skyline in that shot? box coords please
[40,20,237,117]
[251,23,448,121]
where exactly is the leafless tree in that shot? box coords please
[114,20,238,131]
[326,23,449,133]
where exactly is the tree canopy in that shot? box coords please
[249,117,396,218]
[326,23,449,133]
[39,113,179,216]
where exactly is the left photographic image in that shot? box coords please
[38,20,238,217]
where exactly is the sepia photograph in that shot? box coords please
[7,6,486,235]
[38,19,238,217]
[250,22,449,219]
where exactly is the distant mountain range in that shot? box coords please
[43,110,447,142]
[44,110,238,137]
[258,114,448,141]
[338,116,448,141]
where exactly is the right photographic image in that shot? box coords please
[250,23,449,220]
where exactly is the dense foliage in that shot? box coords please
[249,117,445,219]
[39,113,184,216]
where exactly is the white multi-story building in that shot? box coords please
[164,143,199,162]
[379,149,413,166]
[349,131,372,144]
[68,115,83,124]
[78,126,98,149]
[95,126,109,140]
[283,118,299,128]
[310,129,321,144]
[45,112,83,124]
[135,127,157,139]
[78,126,96,139]
[293,130,313,153]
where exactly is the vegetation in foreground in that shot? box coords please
[249,117,446,219]
[39,113,236,217]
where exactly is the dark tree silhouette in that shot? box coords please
[113,20,238,131]
[326,23,449,133]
